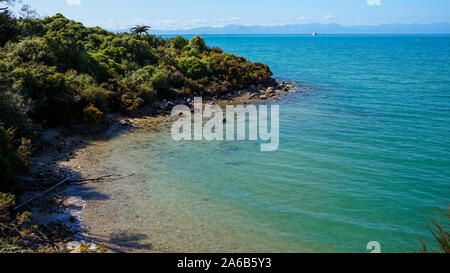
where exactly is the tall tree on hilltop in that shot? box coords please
[131,25,150,35]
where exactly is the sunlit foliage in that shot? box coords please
[0,13,274,192]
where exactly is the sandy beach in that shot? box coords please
[18,81,297,252]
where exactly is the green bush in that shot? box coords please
[188,36,208,55]
[3,37,50,66]
[87,51,123,82]
[151,71,169,92]
[120,96,143,114]
[16,138,33,168]
[169,71,185,88]
[79,84,110,112]
[169,36,188,51]
[83,104,103,125]
[17,18,45,38]
[130,65,156,83]
[2,13,273,114]
[63,70,96,89]
[105,36,157,66]
[0,125,20,193]
[0,12,275,174]
[157,46,178,68]
[0,192,16,223]
[176,56,211,80]
[0,92,38,142]
[117,73,156,107]
[12,63,77,126]
[42,31,90,72]
[0,10,18,46]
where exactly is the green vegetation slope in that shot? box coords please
[0,12,275,192]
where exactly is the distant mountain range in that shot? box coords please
[109,23,450,35]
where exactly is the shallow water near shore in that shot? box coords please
[78,35,449,253]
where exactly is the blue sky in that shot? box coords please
[10,0,450,30]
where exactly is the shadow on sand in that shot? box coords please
[19,114,161,252]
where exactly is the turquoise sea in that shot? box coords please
[81,35,450,253]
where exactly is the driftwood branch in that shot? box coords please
[68,174,119,183]
[14,173,132,211]
[14,177,72,211]
[0,223,26,239]
[19,174,130,184]
[0,221,47,242]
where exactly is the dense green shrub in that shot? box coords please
[16,137,33,167]
[86,51,122,82]
[169,71,185,88]
[104,36,157,66]
[120,96,143,114]
[83,104,103,125]
[130,65,156,83]
[116,74,156,108]
[188,36,208,55]
[0,124,20,193]
[157,46,178,68]
[169,36,189,51]
[0,10,18,46]
[12,63,77,125]
[151,71,169,93]
[17,18,45,38]
[3,37,50,66]
[1,13,273,123]
[0,13,274,186]
[0,192,16,223]
[78,84,110,112]
[0,92,38,142]
[42,31,90,72]
[176,56,211,80]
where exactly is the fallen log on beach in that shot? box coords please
[14,174,132,211]
[14,177,72,211]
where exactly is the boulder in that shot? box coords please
[166,101,174,108]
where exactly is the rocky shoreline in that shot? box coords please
[16,81,298,252]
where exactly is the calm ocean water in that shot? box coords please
[81,35,450,253]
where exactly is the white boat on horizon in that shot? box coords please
[312,31,318,36]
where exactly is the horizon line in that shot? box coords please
[102,22,450,32]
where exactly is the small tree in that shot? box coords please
[131,25,150,35]
[18,4,38,19]
[0,8,17,46]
